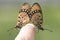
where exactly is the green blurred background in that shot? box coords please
[0,0,60,40]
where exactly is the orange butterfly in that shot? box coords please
[8,3,52,32]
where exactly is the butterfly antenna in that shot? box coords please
[7,27,15,32]
[7,27,16,35]
[44,28,53,32]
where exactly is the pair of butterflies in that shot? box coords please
[8,3,52,32]
[15,3,44,31]
[15,3,53,32]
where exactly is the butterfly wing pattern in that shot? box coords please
[7,3,52,34]
[7,3,45,35]
[15,3,30,30]
[16,3,44,30]
[31,3,44,30]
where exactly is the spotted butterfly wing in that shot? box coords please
[31,3,53,32]
[31,3,44,30]
[16,3,30,30]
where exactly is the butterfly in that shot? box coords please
[15,3,43,30]
[8,3,52,32]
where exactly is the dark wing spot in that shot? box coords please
[40,22,42,24]
[39,16,41,17]
[18,20,20,22]
[16,25,20,28]
[37,24,44,30]
[18,16,20,18]
[22,17,23,18]
[40,18,43,20]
